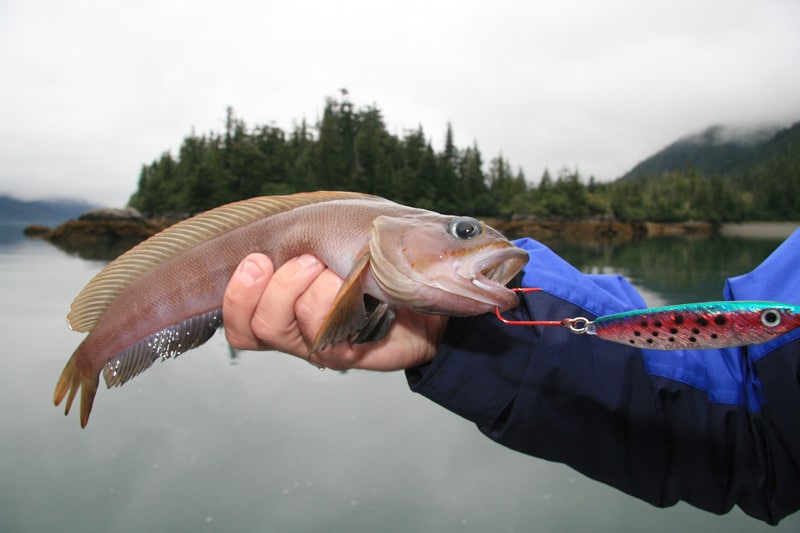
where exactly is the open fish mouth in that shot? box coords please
[467,245,528,293]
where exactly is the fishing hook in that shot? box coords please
[495,288,595,335]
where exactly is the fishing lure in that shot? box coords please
[496,288,800,350]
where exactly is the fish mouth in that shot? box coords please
[464,245,528,302]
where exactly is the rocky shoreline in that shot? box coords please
[484,218,717,245]
[23,207,180,260]
[25,207,740,261]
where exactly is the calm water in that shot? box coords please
[2,226,799,532]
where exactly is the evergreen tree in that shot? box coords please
[314,98,348,190]
[538,168,552,192]
[487,154,526,215]
[458,143,489,215]
[353,106,394,196]
[127,95,800,222]
[434,123,461,214]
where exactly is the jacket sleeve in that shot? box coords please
[406,233,800,525]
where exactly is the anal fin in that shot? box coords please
[55,309,223,428]
[103,309,223,388]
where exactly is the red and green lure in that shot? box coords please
[495,288,800,350]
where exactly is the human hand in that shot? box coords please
[222,253,447,371]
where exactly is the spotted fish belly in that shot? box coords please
[589,301,800,350]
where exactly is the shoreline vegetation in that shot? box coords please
[20,94,800,256]
[125,95,800,224]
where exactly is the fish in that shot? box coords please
[53,191,529,427]
[586,301,800,349]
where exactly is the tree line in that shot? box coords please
[129,95,800,222]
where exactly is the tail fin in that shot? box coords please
[53,350,99,428]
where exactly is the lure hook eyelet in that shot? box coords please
[565,317,593,334]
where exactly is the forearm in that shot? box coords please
[407,293,800,524]
[407,292,670,511]
[406,235,800,524]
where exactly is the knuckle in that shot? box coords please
[224,328,250,350]
[317,344,362,370]
[222,287,243,313]
[249,313,281,344]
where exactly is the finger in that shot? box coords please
[223,254,275,350]
[249,254,326,356]
[294,268,343,344]
[313,309,445,371]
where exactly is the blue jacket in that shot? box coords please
[406,231,800,525]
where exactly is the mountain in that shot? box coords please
[619,122,797,181]
[0,195,98,226]
[613,121,800,220]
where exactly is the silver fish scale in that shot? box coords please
[103,309,223,388]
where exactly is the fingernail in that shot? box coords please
[295,254,322,269]
[237,258,264,283]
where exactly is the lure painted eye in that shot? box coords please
[761,309,781,327]
[448,217,483,240]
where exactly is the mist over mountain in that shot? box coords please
[619,122,797,180]
[0,195,98,226]
[612,120,800,220]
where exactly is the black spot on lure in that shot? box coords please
[496,290,800,350]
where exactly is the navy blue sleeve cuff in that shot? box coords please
[406,311,533,428]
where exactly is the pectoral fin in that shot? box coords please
[351,297,396,345]
[310,251,395,352]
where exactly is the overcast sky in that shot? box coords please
[2,0,799,207]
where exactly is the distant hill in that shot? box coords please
[0,195,98,226]
[619,122,799,180]
[614,121,800,220]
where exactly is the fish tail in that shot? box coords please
[53,347,99,428]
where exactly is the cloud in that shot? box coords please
[1,0,799,206]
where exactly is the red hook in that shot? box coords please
[494,288,572,327]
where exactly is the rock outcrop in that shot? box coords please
[24,208,180,260]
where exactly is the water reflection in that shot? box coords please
[549,236,785,304]
[4,230,799,532]
[44,236,144,261]
[0,223,29,245]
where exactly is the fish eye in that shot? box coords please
[761,309,781,327]
[448,217,483,240]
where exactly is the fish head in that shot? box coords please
[368,213,528,315]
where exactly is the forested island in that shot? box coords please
[128,94,800,224]
[24,95,799,256]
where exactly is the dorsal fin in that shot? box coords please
[67,191,374,332]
